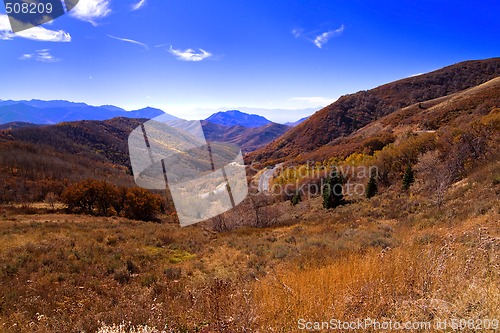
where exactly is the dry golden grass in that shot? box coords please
[0,160,498,332]
[254,219,500,332]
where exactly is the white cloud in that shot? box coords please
[108,35,148,49]
[313,24,344,48]
[0,14,71,42]
[169,46,212,62]
[69,0,111,26]
[291,97,336,105]
[20,49,60,62]
[408,73,424,77]
[131,0,146,11]
[291,28,303,38]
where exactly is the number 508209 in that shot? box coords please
[5,2,53,15]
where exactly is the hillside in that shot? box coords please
[250,58,500,164]
[0,117,144,202]
[0,122,39,130]
[282,76,500,162]
[0,116,289,202]
[202,120,290,152]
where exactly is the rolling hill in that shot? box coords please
[0,117,145,202]
[250,58,500,164]
[201,120,290,152]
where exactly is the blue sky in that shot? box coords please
[0,0,499,122]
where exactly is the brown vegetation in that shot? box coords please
[0,59,498,332]
[61,179,164,221]
[249,58,500,165]
[0,157,498,331]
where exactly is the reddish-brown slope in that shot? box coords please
[249,58,500,164]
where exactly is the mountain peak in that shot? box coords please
[206,110,271,128]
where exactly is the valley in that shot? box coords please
[0,58,499,332]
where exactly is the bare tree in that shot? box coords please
[415,151,452,208]
[44,192,58,210]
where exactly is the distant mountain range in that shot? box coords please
[0,100,310,128]
[284,116,310,127]
[0,101,295,152]
[0,104,292,155]
[0,100,171,125]
[205,110,272,128]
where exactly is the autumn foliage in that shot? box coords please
[61,179,163,221]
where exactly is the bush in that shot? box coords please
[123,187,162,222]
[164,267,182,280]
[61,179,117,215]
[44,192,58,209]
[61,179,164,221]
[402,164,415,191]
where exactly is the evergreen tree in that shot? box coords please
[323,169,343,209]
[402,164,415,191]
[365,172,378,198]
[291,190,301,206]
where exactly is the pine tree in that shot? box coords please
[365,172,378,199]
[402,164,415,191]
[323,169,343,209]
[291,190,301,206]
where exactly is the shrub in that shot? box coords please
[62,179,164,221]
[94,181,120,216]
[44,192,58,209]
[61,179,103,214]
[164,267,182,280]
[61,179,120,215]
[123,187,162,221]
[402,164,415,191]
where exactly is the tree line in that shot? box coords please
[61,179,164,221]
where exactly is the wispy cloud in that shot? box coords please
[408,73,424,78]
[69,0,111,26]
[20,49,60,62]
[108,35,148,49]
[291,96,335,105]
[169,46,212,62]
[291,28,303,38]
[0,14,71,42]
[313,24,344,49]
[131,0,146,11]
